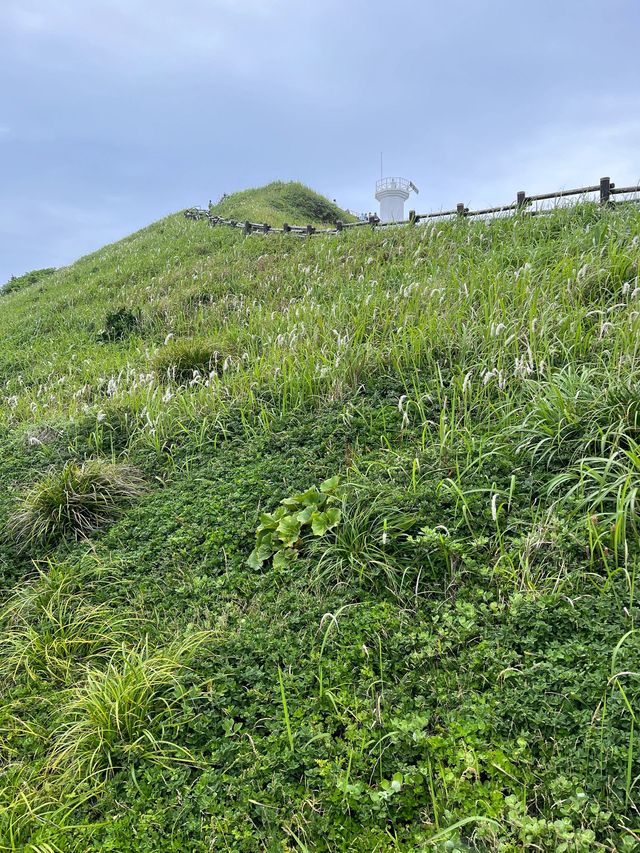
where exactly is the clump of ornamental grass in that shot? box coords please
[0,555,110,620]
[152,337,231,383]
[7,460,146,552]
[0,761,65,851]
[0,634,212,846]
[310,483,418,596]
[0,583,138,686]
[48,633,212,783]
[2,563,136,693]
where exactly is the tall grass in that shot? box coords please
[0,558,139,686]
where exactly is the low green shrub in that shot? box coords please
[99,307,142,341]
[7,460,146,551]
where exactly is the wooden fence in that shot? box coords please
[184,176,640,236]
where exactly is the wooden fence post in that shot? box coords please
[409,210,416,225]
[516,191,526,210]
[456,203,467,217]
[283,223,291,233]
[600,177,613,205]
[306,224,315,235]
[336,220,343,232]
[243,221,251,235]
[262,223,270,234]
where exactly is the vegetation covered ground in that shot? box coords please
[0,182,639,851]
[207,181,358,226]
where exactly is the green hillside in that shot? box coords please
[0,183,639,851]
[208,180,358,225]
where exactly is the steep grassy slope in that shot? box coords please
[0,190,639,852]
[208,180,358,225]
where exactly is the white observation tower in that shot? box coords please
[375,177,419,223]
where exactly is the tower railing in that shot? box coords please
[375,177,411,193]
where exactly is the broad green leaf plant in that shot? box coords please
[248,476,343,570]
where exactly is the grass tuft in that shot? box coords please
[152,337,230,383]
[7,460,146,551]
[48,633,211,783]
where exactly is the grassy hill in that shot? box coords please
[0,183,639,851]
[208,180,358,225]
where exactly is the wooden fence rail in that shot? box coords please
[184,175,640,237]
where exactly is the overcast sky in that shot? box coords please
[1,0,639,283]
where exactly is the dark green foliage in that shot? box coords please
[99,307,142,341]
